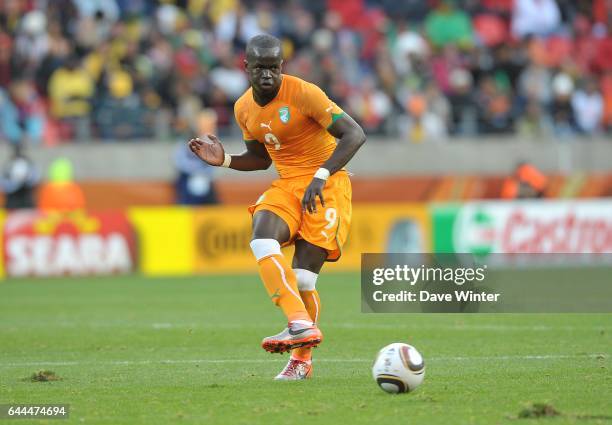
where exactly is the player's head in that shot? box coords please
[245,34,283,95]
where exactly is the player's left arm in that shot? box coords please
[302,113,366,213]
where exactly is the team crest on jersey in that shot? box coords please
[279,106,290,124]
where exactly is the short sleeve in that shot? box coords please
[300,82,344,129]
[234,102,256,141]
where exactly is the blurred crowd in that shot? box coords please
[1,0,612,145]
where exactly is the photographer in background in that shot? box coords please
[501,161,548,199]
[174,141,219,206]
[174,109,219,206]
[1,143,40,209]
[38,157,86,211]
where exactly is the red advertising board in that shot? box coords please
[432,201,612,266]
[3,210,137,277]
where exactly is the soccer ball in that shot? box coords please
[372,343,425,394]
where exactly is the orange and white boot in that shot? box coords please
[261,321,323,354]
[275,358,313,380]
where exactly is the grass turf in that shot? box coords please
[0,273,610,425]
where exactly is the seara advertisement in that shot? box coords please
[3,210,137,277]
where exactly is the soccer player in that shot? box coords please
[188,34,366,380]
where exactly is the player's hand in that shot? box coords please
[188,134,225,166]
[302,178,326,214]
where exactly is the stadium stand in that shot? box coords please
[1,0,612,145]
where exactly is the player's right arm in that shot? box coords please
[188,98,272,171]
[188,135,271,171]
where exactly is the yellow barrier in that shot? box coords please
[193,206,256,273]
[330,203,431,271]
[128,207,195,276]
[192,203,430,274]
[0,209,5,280]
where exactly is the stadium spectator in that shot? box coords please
[380,0,431,24]
[13,10,49,75]
[0,80,46,145]
[512,0,562,39]
[572,78,604,135]
[430,44,467,95]
[593,0,612,25]
[0,88,20,143]
[72,0,119,51]
[35,20,71,96]
[72,0,119,22]
[447,68,477,135]
[501,162,548,199]
[425,0,474,48]
[550,72,575,136]
[473,14,508,47]
[174,142,218,206]
[0,0,611,141]
[1,143,39,209]
[572,14,598,75]
[94,67,151,140]
[47,56,94,141]
[392,25,429,77]
[401,91,448,143]
[518,60,553,107]
[38,157,86,211]
[593,23,612,73]
[475,76,513,134]
[215,2,264,48]
[0,31,14,88]
[209,46,249,102]
[517,99,552,138]
[602,72,612,131]
[346,77,391,134]
[424,82,451,134]
[174,78,204,137]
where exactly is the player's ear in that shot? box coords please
[243,59,249,71]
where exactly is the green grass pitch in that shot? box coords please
[0,273,610,425]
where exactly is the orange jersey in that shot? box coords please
[234,74,344,179]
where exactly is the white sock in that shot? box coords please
[290,319,314,328]
[294,268,318,291]
[249,239,281,262]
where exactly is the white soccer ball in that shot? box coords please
[372,343,425,394]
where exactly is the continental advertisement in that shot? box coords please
[192,204,430,274]
[432,200,612,264]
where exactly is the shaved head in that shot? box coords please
[246,34,282,60]
[244,34,283,103]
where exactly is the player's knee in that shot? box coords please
[294,268,318,291]
[249,239,281,261]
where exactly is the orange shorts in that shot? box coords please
[248,171,352,261]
